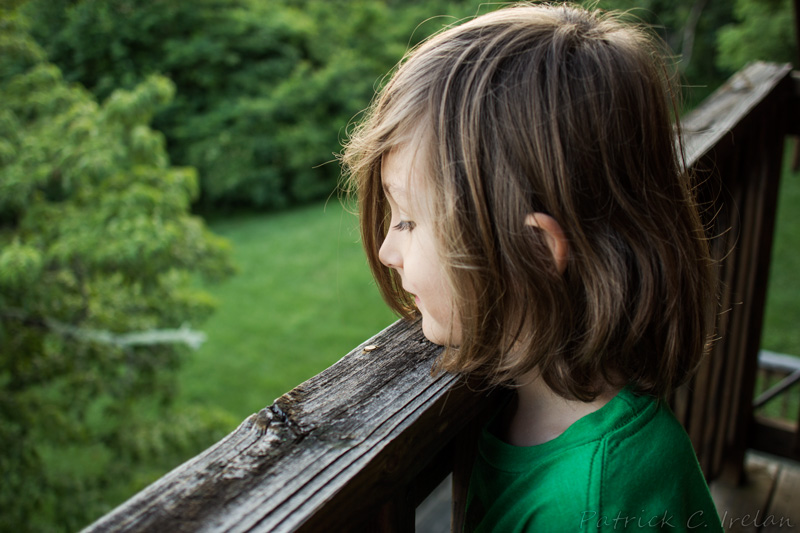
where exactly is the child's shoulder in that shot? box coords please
[601,387,686,450]
[469,389,722,532]
[599,388,704,482]
[588,389,722,531]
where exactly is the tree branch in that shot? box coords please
[679,0,709,72]
[44,319,207,349]
[1,309,206,349]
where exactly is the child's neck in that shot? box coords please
[502,370,621,447]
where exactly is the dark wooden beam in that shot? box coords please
[748,416,800,462]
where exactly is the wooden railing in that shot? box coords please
[755,351,800,421]
[751,350,800,460]
[82,62,797,532]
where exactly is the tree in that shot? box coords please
[0,8,233,531]
[584,0,735,106]
[716,0,797,72]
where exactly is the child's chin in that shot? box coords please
[421,321,460,347]
[422,332,446,346]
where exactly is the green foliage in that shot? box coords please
[0,7,233,531]
[23,0,478,209]
[716,0,797,72]
[582,0,736,106]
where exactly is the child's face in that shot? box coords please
[378,142,460,347]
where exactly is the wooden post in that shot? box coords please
[680,62,795,483]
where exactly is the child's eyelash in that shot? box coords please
[393,220,416,231]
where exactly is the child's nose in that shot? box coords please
[379,232,402,270]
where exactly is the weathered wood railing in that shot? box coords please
[83,62,797,532]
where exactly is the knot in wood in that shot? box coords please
[254,407,273,437]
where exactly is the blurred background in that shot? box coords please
[0,0,797,531]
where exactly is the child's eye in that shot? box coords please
[393,220,416,232]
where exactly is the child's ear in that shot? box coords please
[525,213,569,274]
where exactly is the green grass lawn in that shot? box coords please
[761,150,800,356]
[176,200,397,422]
[756,147,800,423]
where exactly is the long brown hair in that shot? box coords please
[342,3,716,401]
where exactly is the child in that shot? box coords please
[343,3,722,531]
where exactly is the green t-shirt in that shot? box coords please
[464,387,723,532]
